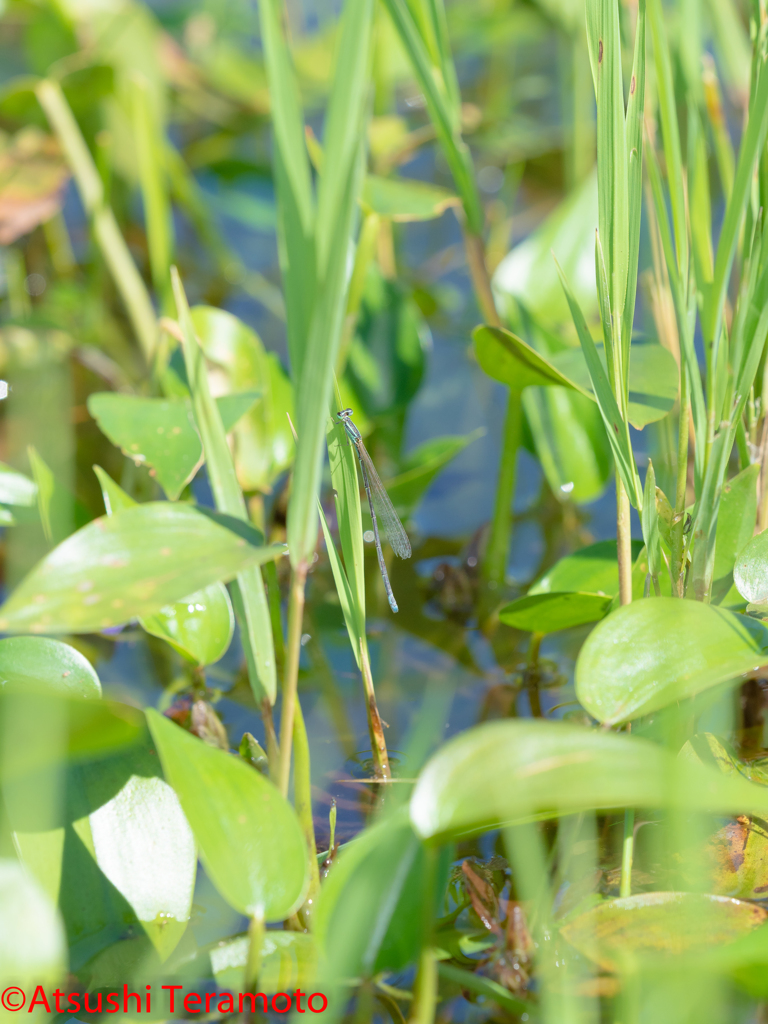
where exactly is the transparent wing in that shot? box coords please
[357,442,412,559]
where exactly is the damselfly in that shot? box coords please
[337,408,411,613]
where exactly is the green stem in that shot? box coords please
[672,370,690,596]
[245,911,265,991]
[36,79,158,362]
[616,477,633,606]
[278,563,308,797]
[619,808,635,898]
[463,229,500,327]
[482,389,522,587]
[293,698,320,919]
[360,638,391,779]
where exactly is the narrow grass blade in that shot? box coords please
[328,414,367,624]
[257,0,316,370]
[622,0,647,357]
[318,500,363,670]
[380,0,483,234]
[130,73,174,312]
[586,0,629,320]
[649,0,688,281]
[556,259,642,508]
[641,459,661,583]
[704,58,768,348]
[35,79,157,363]
[287,0,374,568]
[171,269,277,704]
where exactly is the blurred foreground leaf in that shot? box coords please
[0,502,285,633]
[0,636,100,698]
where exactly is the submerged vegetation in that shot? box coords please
[5,0,768,1021]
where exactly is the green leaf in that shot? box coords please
[362,174,459,221]
[529,540,642,597]
[576,598,768,724]
[146,709,308,920]
[86,758,195,961]
[552,342,679,429]
[642,459,661,580]
[0,637,100,698]
[313,808,438,979]
[713,464,759,605]
[0,502,285,634]
[493,172,598,327]
[473,325,589,395]
[555,261,642,507]
[561,892,766,972]
[140,583,234,667]
[0,860,66,991]
[622,0,646,350]
[93,466,135,515]
[0,460,37,506]
[385,430,484,514]
[409,719,768,842]
[0,692,144,782]
[28,446,89,545]
[499,592,612,633]
[172,272,278,704]
[734,530,768,606]
[191,306,294,494]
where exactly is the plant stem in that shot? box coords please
[261,699,280,785]
[245,911,265,990]
[463,230,500,327]
[278,563,308,797]
[293,698,320,915]
[619,808,635,898]
[672,372,691,596]
[616,477,633,606]
[407,947,437,1024]
[482,389,522,587]
[360,638,391,779]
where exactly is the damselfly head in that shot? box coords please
[337,408,354,421]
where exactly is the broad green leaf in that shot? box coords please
[92,468,235,665]
[174,272,277,704]
[0,692,144,782]
[140,584,234,667]
[362,174,458,221]
[88,766,195,961]
[523,386,612,504]
[0,860,66,1013]
[493,172,598,327]
[0,460,36,506]
[0,502,285,634]
[576,598,768,724]
[314,808,440,979]
[87,393,259,502]
[473,325,589,395]
[210,931,317,992]
[409,719,768,842]
[191,306,294,493]
[713,464,759,605]
[385,430,484,514]
[734,530,768,606]
[499,592,612,633]
[0,637,100,698]
[530,540,643,596]
[552,343,679,429]
[146,709,308,920]
[561,892,766,972]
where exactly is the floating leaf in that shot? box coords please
[529,540,642,596]
[576,598,768,724]
[0,502,285,634]
[552,342,679,429]
[499,592,612,633]
[87,393,260,501]
[474,325,589,395]
[409,719,768,842]
[560,892,766,972]
[385,430,484,514]
[0,460,37,506]
[735,530,768,605]
[362,174,459,221]
[0,636,100,698]
[88,767,196,961]
[147,710,308,920]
